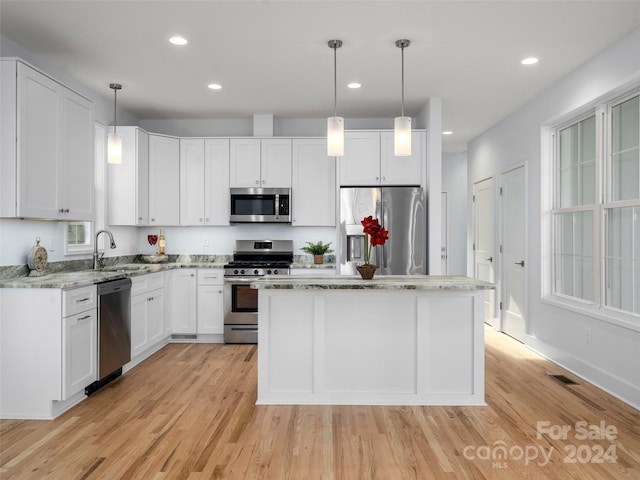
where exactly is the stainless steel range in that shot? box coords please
[223,240,293,343]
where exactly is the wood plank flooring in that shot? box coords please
[1,326,639,479]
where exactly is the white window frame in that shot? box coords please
[542,87,640,332]
[64,221,93,255]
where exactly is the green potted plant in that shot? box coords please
[301,241,333,264]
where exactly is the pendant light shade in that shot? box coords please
[327,40,344,157]
[107,83,122,165]
[394,39,411,157]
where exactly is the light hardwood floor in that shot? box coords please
[1,326,639,479]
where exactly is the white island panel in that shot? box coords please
[256,276,492,406]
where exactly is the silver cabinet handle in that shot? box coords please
[78,315,91,321]
[515,261,525,267]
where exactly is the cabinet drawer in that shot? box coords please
[131,272,164,296]
[197,269,223,285]
[62,285,97,317]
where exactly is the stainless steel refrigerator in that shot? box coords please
[339,187,426,275]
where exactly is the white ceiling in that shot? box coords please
[1,1,639,152]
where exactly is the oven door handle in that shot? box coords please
[224,277,261,285]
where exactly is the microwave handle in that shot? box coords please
[274,193,280,220]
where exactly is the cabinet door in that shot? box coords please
[261,138,292,187]
[339,131,381,185]
[197,285,224,334]
[62,309,97,400]
[180,138,206,225]
[60,88,94,220]
[292,139,336,226]
[130,293,149,358]
[168,269,197,334]
[205,138,230,225]
[229,138,261,187]
[16,62,61,219]
[108,127,149,226]
[380,131,423,185]
[147,290,165,345]
[149,134,180,225]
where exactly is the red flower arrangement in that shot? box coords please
[361,216,389,265]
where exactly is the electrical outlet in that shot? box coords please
[202,236,209,248]
[585,328,592,344]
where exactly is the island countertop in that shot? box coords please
[251,275,495,290]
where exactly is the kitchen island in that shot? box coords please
[251,275,494,406]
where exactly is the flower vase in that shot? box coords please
[357,264,377,280]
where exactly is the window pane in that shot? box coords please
[611,96,640,202]
[554,211,593,301]
[604,207,639,315]
[558,116,596,208]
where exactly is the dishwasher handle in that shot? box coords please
[97,277,132,295]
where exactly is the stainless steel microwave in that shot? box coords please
[229,188,291,223]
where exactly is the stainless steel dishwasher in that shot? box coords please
[86,277,132,395]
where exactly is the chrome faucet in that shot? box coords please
[94,230,117,270]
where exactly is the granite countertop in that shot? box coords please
[251,275,495,290]
[0,260,228,289]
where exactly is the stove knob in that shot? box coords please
[274,270,279,275]
[267,269,272,274]
[253,269,259,275]
[234,269,239,275]
[240,269,245,275]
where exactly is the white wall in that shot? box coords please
[467,27,640,408]
[442,152,467,275]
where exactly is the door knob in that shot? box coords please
[515,260,525,267]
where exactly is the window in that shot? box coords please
[65,221,93,255]
[551,91,640,320]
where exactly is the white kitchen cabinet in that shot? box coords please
[196,269,224,335]
[380,131,423,185]
[180,138,230,226]
[229,138,291,188]
[108,127,149,226]
[62,308,97,400]
[291,139,336,226]
[339,130,423,186]
[149,134,180,226]
[130,272,165,359]
[0,59,94,220]
[1,285,97,419]
[166,268,197,334]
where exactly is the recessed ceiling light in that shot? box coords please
[442,131,453,135]
[521,57,539,65]
[208,83,222,90]
[347,82,361,89]
[169,36,188,46]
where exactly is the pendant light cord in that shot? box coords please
[333,44,337,118]
[113,88,117,135]
[401,44,405,117]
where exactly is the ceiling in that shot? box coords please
[1,1,639,153]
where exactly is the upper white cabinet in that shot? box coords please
[149,134,180,226]
[180,138,230,226]
[0,60,94,220]
[229,138,291,188]
[108,126,149,226]
[292,139,336,226]
[339,130,423,186]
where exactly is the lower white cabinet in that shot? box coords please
[166,268,197,334]
[0,285,97,419]
[130,272,165,358]
[62,308,97,400]
[197,269,224,335]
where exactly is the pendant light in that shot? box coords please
[394,39,411,156]
[107,83,123,164]
[327,39,344,157]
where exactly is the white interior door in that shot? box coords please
[441,192,448,274]
[473,178,495,324]
[501,166,527,342]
